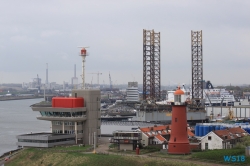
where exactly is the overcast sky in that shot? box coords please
[0,0,249,86]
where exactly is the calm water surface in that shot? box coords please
[0,99,51,155]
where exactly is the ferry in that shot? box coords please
[202,81,235,106]
[167,80,235,106]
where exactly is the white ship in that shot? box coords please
[203,81,235,106]
[166,81,235,106]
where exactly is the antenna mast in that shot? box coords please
[78,46,89,89]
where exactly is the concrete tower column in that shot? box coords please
[62,121,65,134]
[75,122,77,143]
[51,121,53,133]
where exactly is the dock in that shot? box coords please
[206,101,250,119]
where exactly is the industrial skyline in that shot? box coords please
[0,1,250,85]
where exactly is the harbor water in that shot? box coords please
[0,99,140,156]
[0,99,50,155]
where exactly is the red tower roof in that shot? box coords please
[52,97,84,108]
[174,86,184,95]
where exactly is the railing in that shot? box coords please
[113,136,140,140]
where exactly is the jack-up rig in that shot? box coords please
[134,29,207,123]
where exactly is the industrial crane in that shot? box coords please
[103,80,105,88]
[88,72,102,88]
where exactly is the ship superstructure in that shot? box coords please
[167,81,235,107]
[204,88,235,106]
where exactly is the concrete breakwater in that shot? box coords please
[0,148,22,160]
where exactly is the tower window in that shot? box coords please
[174,138,176,142]
[175,95,181,102]
[175,118,177,122]
[75,93,77,97]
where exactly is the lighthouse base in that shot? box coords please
[168,143,190,154]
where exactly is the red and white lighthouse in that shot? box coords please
[168,86,190,154]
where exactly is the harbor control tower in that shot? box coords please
[31,89,101,145]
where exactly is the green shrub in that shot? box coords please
[143,146,161,152]
[191,149,202,152]
[109,143,116,149]
[234,136,250,148]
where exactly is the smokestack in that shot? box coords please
[46,63,48,84]
[74,64,76,77]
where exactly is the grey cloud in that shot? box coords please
[0,0,249,84]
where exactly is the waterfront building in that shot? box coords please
[126,82,139,102]
[17,133,75,148]
[111,130,142,150]
[31,89,101,145]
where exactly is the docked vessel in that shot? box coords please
[167,80,235,107]
[203,81,235,106]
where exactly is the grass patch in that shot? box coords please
[10,147,250,166]
[52,145,92,151]
[144,148,250,165]
[152,152,192,160]
[6,148,200,166]
[108,149,159,155]
[23,145,93,153]
[109,145,161,155]
[191,148,250,165]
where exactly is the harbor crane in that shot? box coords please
[88,72,102,88]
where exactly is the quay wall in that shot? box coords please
[206,100,250,118]
[0,96,43,101]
